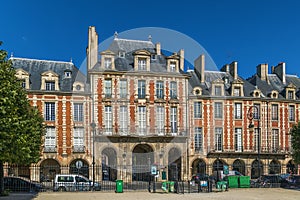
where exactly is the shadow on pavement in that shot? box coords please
[0,193,37,200]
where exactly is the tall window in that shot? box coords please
[215,85,222,96]
[235,103,242,119]
[73,127,84,151]
[156,106,165,135]
[21,80,26,88]
[45,102,55,121]
[235,128,242,152]
[170,82,177,99]
[73,103,83,122]
[104,106,112,134]
[289,105,295,121]
[104,79,112,98]
[194,127,203,152]
[138,106,146,135]
[45,127,56,152]
[271,104,278,120]
[138,80,146,99]
[271,129,279,152]
[194,102,202,118]
[138,58,146,70]
[45,81,55,91]
[170,107,178,134]
[156,81,164,99]
[119,79,127,98]
[170,61,176,72]
[288,90,294,99]
[119,106,128,135]
[253,128,260,151]
[214,102,223,119]
[253,104,260,119]
[215,128,223,151]
[233,87,241,96]
[104,58,112,69]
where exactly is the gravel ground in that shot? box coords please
[30,188,300,200]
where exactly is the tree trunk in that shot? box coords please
[0,161,3,195]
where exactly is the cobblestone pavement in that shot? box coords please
[1,188,299,200]
[23,188,300,200]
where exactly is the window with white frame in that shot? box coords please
[156,81,164,99]
[215,85,222,96]
[170,107,178,134]
[73,103,83,122]
[253,104,260,119]
[119,79,127,98]
[138,80,146,99]
[170,81,177,99]
[253,128,260,151]
[104,79,112,98]
[233,87,241,96]
[73,127,84,151]
[45,81,55,91]
[271,104,278,120]
[119,106,128,135]
[214,102,223,119]
[235,128,242,152]
[271,129,279,152]
[235,103,242,119]
[21,80,26,89]
[104,106,112,134]
[288,90,294,99]
[289,105,295,121]
[156,106,165,135]
[138,106,146,135]
[138,58,147,70]
[45,102,55,121]
[194,102,202,118]
[104,57,112,69]
[45,127,56,152]
[170,61,176,72]
[215,128,223,151]
[194,127,203,152]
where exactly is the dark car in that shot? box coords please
[4,176,43,192]
[191,173,210,183]
[256,175,289,188]
[288,175,300,188]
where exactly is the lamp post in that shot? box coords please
[90,121,96,189]
[247,105,261,178]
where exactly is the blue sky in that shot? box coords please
[1,0,300,78]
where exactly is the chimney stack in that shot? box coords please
[86,26,98,71]
[273,62,286,84]
[179,49,184,71]
[257,63,269,82]
[230,61,238,80]
[155,43,161,56]
[194,54,205,83]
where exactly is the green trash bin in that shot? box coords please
[169,181,174,192]
[227,176,239,188]
[239,176,250,188]
[162,181,168,192]
[116,180,123,193]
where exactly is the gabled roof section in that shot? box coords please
[10,57,87,93]
[108,38,155,54]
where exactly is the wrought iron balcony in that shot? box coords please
[73,145,85,153]
[44,146,57,153]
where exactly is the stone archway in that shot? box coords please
[132,144,154,181]
[251,160,263,179]
[232,159,246,175]
[102,147,117,181]
[69,159,89,178]
[269,160,281,174]
[168,147,181,181]
[40,159,61,182]
[191,159,206,175]
[212,159,228,180]
[286,160,297,174]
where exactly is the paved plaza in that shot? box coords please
[32,188,300,200]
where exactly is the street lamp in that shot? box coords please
[90,121,96,189]
[247,105,261,178]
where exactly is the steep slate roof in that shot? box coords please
[10,57,87,93]
[92,38,186,75]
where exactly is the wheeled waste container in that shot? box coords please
[227,176,239,188]
[239,176,250,188]
[116,180,123,193]
[169,181,175,192]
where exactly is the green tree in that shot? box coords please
[290,122,300,165]
[0,42,45,195]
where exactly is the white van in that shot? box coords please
[53,174,101,191]
[213,170,244,181]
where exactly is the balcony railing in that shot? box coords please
[44,146,56,153]
[207,145,291,154]
[73,145,85,153]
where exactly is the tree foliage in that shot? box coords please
[290,122,300,164]
[0,42,45,194]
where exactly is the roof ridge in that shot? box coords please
[10,57,74,65]
[114,38,154,44]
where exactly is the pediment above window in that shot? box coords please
[133,49,151,56]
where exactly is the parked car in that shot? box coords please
[53,174,101,191]
[4,176,43,192]
[287,175,300,188]
[254,175,289,188]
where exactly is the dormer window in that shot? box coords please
[231,79,244,97]
[212,79,224,96]
[170,61,176,72]
[15,69,30,90]
[138,58,147,70]
[285,83,296,100]
[167,57,179,73]
[270,90,278,99]
[46,81,55,91]
[215,85,222,96]
[64,71,72,78]
[21,79,26,88]
[193,87,202,96]
[233,87,241,96]
[252,89,261,98]
[288,90,294,100]
[104,58,112,69]
[119,51,125,58]
[151,54,156,60]
[73,81,85,92]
